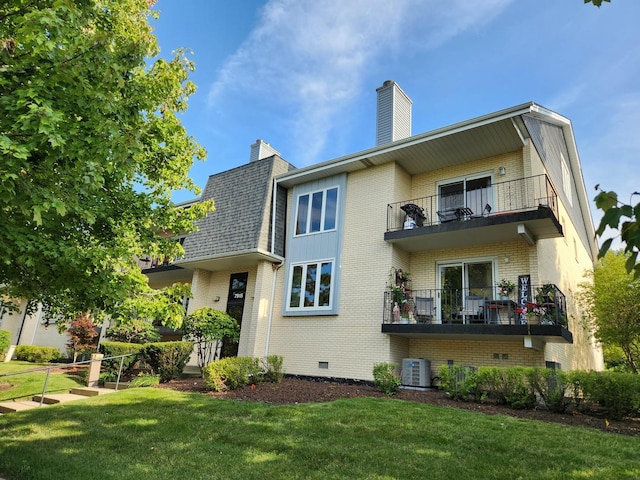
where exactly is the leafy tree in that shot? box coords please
[106,319,161,344]
[110,282,191,330]
[182,307,240,369]
[0,0,212,320]
[66,313,99,362]
[594,188,640,278]
[584,0,611,6]
[578,251,640,373]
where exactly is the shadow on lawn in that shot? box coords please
[1,388,639,480]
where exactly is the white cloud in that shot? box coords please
[208,0,512,165]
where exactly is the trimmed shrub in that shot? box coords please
[373,362,402,395]
[0,330,10,360]
[14,345,60,363]
[262,355,285,383]
[202,357,262,392]
[182,307,240,369]
[478,367,536,409]
[570,370,640,420]
[439,364,480,401]
[526,368,572,413]
[141,341,193,383]
[99,341,144,380]
[106,320,161,344]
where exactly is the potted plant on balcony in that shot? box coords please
[525,304,542,324]
[497,279,515,300]
[535,283,556,304]
[388,268,412,323]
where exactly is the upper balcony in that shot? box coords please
[385,174,563,251]
[137,235,193,285]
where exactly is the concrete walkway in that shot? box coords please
[0,386,117,414]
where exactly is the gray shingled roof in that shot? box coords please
[181,156,295,261]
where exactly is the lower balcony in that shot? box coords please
[381,285,572,344]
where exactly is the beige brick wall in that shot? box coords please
[257,145,602,379]
[266,162,412,380]
[409,338,546,383]
[239,261,277,358]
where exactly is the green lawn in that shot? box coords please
[0,384,639,480]
[0,361,85,402]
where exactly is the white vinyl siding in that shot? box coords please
[561,154,572,207]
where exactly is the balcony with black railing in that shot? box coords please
[137,237,192,283]
[385,175,563,251]
[381,284,572,344]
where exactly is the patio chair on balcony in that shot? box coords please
[415,297,434,324]
[459,295,485,324]
[437,207,474,223]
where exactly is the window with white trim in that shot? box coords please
[295,187,338,235]
[288,260,333,310]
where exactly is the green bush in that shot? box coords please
[141,341,193,383]
[373,362,402,395]
[439,364,480,401]
[570,370,640,420]
[202,356,262,392]
[14,345,60,363]
[99,341,144,379]
[106,320,161,344]
[128,372,160,388]
[262,355,285,383]
[438,365,640,420]
[526,368,571,413]
[478,367,535,409]
[0,330,10,360]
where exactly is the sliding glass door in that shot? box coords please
[438,260,494,323]
[438,174,493,220]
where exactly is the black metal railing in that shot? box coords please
[0,353,138,406]
[386,174,558,232]
[383,284,567,327]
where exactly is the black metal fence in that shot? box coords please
[387,174,558,232]
[383,284,567,327]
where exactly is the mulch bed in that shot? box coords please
[157,377,640,437]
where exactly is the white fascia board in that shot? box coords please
[275,102,538,187]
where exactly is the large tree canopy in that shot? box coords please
[578,251,640,373]
[0,0,212,318]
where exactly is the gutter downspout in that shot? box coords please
[265,176,283,358]
[264,261,283,358]
[270,177,278,256]
[16,300,31,346]
[30,305,43,345]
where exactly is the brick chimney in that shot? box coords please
[376,80,412,146]
[250,139,280,162]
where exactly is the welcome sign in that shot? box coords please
[518,275,531,324]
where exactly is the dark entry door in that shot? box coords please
[221,272,248,358]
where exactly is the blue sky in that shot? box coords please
[152,1,639,239]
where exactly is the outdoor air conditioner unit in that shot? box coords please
[401,358,431,387]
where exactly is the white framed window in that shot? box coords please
[287,260,334,310]
[295,187,338,235]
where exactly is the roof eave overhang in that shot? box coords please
[175,249,284,272]
[276,102,542,189]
